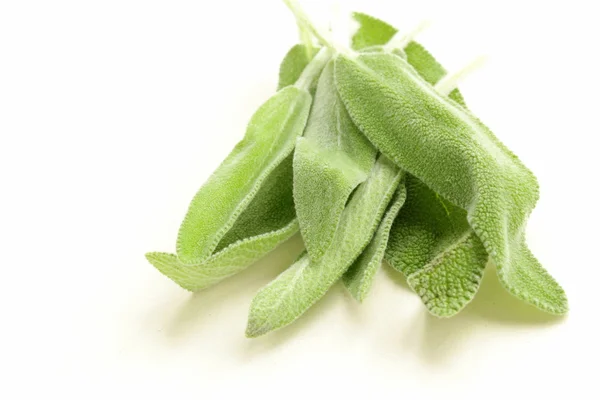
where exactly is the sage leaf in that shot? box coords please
[176,86,311,263]
[174,48,329,264]
[387,57,485,316]
[146,154,298,291]
[351,12,398,51]
[293,60,377,261]
[407,233,487,317]
[351,12,465,105]
[403,41,466,106]
[342,183,407,302]
[278,44,317,91]
[334,51,568,314]
[386,176,488,316]
[147,42,329,290]
[147,154,299,291]
[212,151,295,252]
[302,61,376,172]
[348,12,484,315]
[146,221,299,292]
[246,156,403,337]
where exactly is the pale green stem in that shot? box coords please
[434,55,488,96]
[385,20,431,50]
[283,0,347,53]
[297,19,315,59]
[295,47,333,90]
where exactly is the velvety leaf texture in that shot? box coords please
[247,157,403,337]
[147,42,324,291]
[343,183,407,302]
[214,153,296,252]
[177,86,312,263]
[349,12,483,315]
[334,52,567,314]
[146,220,299,292]
[294,61,376,262]
[147,154,300,291]
[351,12,398,51]
[146,3,568,339]
[278,44,317,91]
[386,176,487,316]
[407,233,488,317]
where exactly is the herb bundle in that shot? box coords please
[147,1,568,338]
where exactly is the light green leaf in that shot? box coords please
[247,156,403,337]
[407,233,487,317]
[386,177,471,276]
[148,44,329,290]
[403,41,466,106]
[386,176,487,316]
[146,220,299,292]
[334,52,567,314]
[148,154,299,291]
[351,12,397,51]
[278,44,317,91]
[351,12,465,105]
[343,183,407,302]
[176,86,311,264]
[293,61,377,261]
[350,12,483,315]
[302,61,377,172]
[212,153,295,252]
[293,138,367,260]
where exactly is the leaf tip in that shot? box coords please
[348,286,366,303]
[245,319,269,339]
[145,251,166,265]
[546,294,569,316]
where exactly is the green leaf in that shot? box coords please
[386,177,470,276]
[351,12,397,51]
[293,61,377,261]
[146,220,298,292]
[385,176,487,316]
[407,233,487,317]
[350,12,482,315]
[213,153,295,252]
[343,183,407,302]
[278,44,317,91]
[149,154,299,291]
[351,12,465,105]
[246,156,403,337]
[293,138,367,260]
[334,52,567,314]
[176,86,311,263]
[403,42,466,106]
[302,61,377,172]
[148,44,329,290]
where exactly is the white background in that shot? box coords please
[1,0,599,398]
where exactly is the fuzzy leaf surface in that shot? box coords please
[335,52,567,314]
[247,156,402,337]
[278,44,316,91]
[294,61,377,261]
[176,86,311,263]
[146,220,298,292]
[350,12,484,315]
[343,183,407,302]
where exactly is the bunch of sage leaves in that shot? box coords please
[147,3,567,338]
